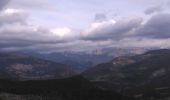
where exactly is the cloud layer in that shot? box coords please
[0,0,170,53]
[144,6,163,15]
[0,0,10,10]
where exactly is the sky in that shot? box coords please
[0,0,170,53]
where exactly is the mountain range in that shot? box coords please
[20,47,150,71]
[0,49,170,100]
[83,49,170,100]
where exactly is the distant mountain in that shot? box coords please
[23,47,149,71]
[0,76,132,100]
[83,49,170,100]
[0,53,76,80]
[26,52,113,71]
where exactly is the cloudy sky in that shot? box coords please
[0,0,170,53]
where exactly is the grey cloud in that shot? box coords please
[110,37,170,49]
[144,6,163,15]
[0,27,68,52]
[85,13,170,41]
[137,13,170,38]
[95,13,107,22]
[0,6,76,53]
[83,17,142,41]
[0,7,66,46]
[0,0,10,10]
[0,25,65,43]
[7,0,56,11]
[0,2,170,53]
[0,22,76,52]
[167,1,170,6]
[80,13,170,50]
[0,10,28,25]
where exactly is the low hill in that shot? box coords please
[0,53,76,80]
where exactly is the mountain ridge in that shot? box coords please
[0,52,76,80]
[83,49,170,99]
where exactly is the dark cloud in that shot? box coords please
[137,13,170,38]
[0,0,10,10]
[0,6,76,52]
[82,17,142,41]
[0,6,68,49]
[0,26,71,52]
[0,24,66,43]
[0,1,169,53]
[83,13,170,41]
[144,6,163,15]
